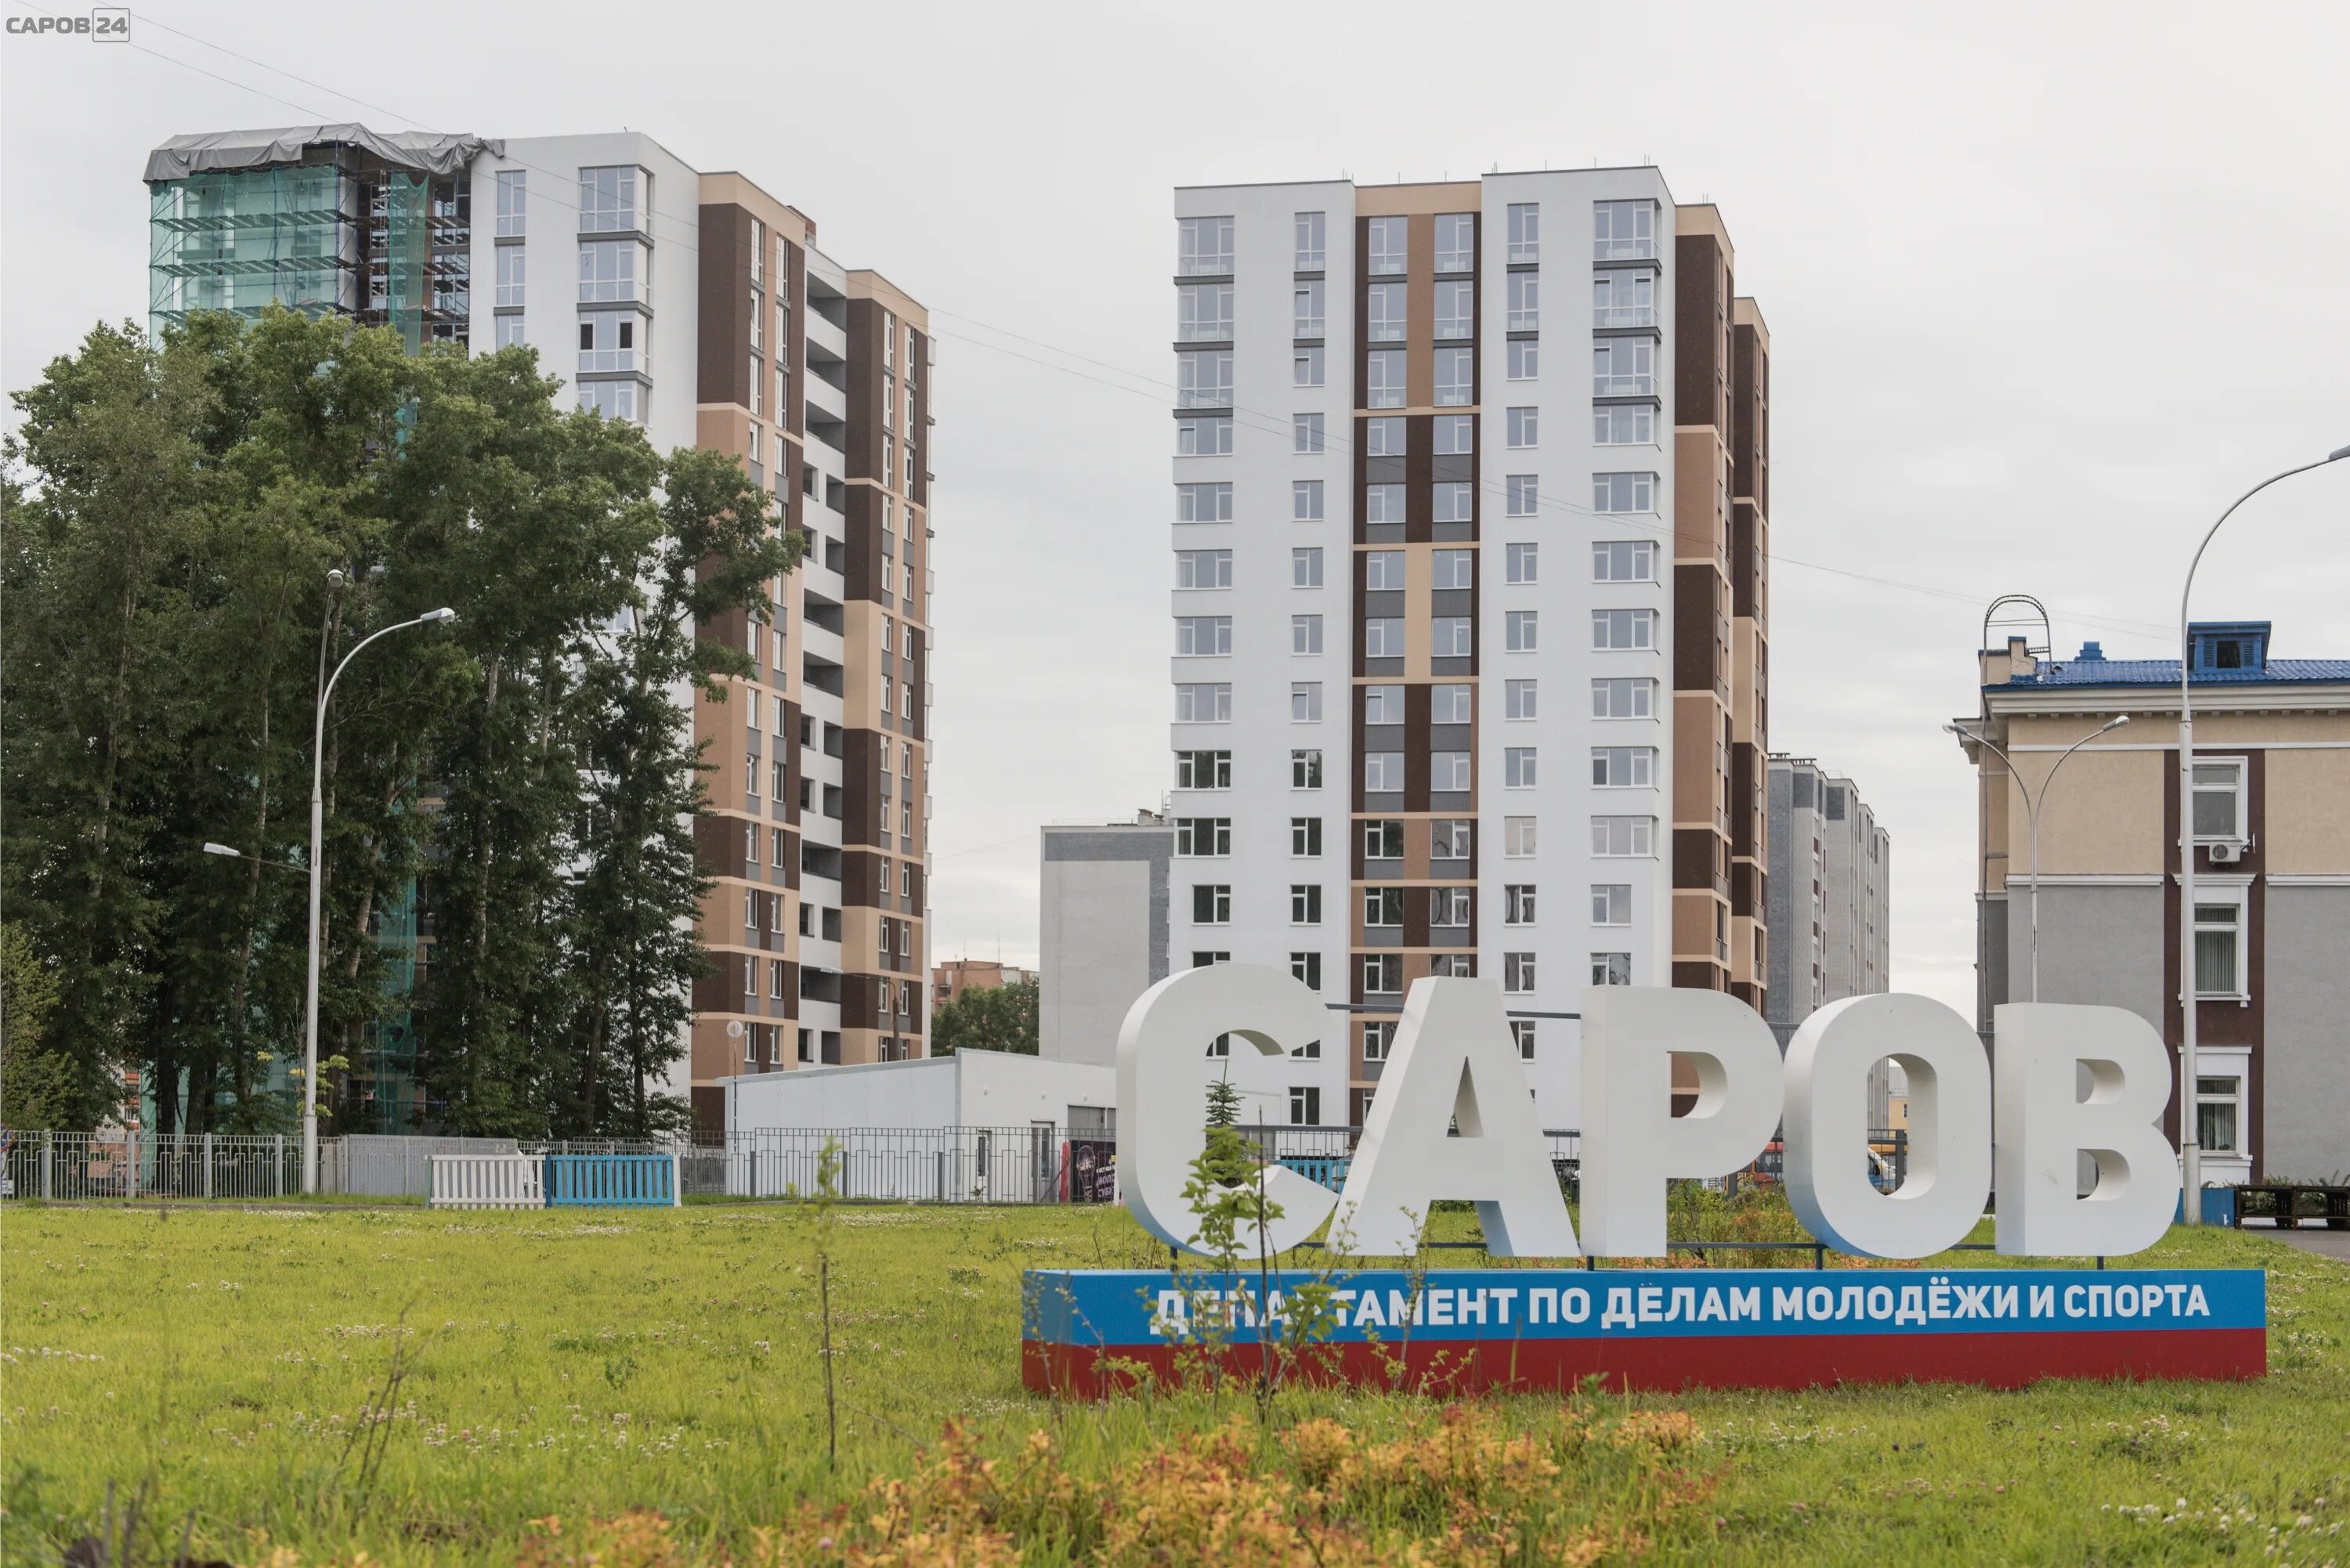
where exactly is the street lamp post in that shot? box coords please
[2175,443,2350,1224]
[1947,715,2129,1003]
[302,601,457,1194]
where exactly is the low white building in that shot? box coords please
[721,1047,1113,1135]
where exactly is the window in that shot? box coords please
[1365,550,1406,590]
[1432,617,1472,657]
[1592,815,1658,856]
[1178,350,1233,408]
[1365,417,1405,457]
[1293,412,1325,453]
[495,168,526,236]
[1363,1020,1397,1061]
[2191,759,2247,840]
[1593,609,1658,649]
[1593,540,1656,581]
[1191,884,1232,924]
[577,381,639,424]
[1292,280,1324,339]
[1506,474,1538,516]
[1506,747,1538,788]
[495,246,525,307]
[1508,338,1540,381]
[1175,818,1231,857]
[772,828,790,868]
[580,165,638,233]
[1292,547,1324,587]
[1363,752,1404,793]
[1507,406,1539,448]
[1593,270,1654,328]
[1593,340,1654,398]
[1432,819,1472,859]
[772,758,789,801]
[1506,678,1538,720]
[576,315,639,374]
[1291,681,1323,721]
[1292,749,1323,788]
[1591,883,1632,925]
[1589,952,1633,986]
[1433,482,1473,522]
[1365,617,1405,658]
[1511,1019,1537,1059]
[1595,404,1654,445]
[1434,280,1473,339]
[751,291,765,350]
[1176,683,1231,722]
[1591,746,1657,786]
[2196,1075,2242,1155]
[1364,887,1405,927]
[1506,816,1538,857]
[1505,884,1537,925]
[1294,210,1326,269]
[1431,886,1473,928]
[1175,548,1232,589]
[1193,951,1232,969]
[1435,212,1475,271]
[1593,199,1656,260]
[1292,615,1324,655]
[1291,952,1323,991]
[1364,820,1404,860]
[578,239,646,302]
[1177,417,1234,456]
[1294,345,1325,388]
[1431,751,1471,791]
[1506,543,1540,585]
[1593,677,1658,718]
[1431,683,1473,722]
[1506,271,1539,332]
[494,316,526,349]
[2193,900,2244,998]
[1175,750,1231,789]
[1362,953,1404,995]
[1506,201,1539,262]
[1358,684,1401,726]
[1368,282,1406,342]
[1368,350,1406,409]
[1175,616,1231,656]
[1177,283,1233,341]
[1434,348,1473,406]
[1593,471,1656,512]
[1368,215,1406,275]
[1434,414,1473,455]
[1177,482,1234,522]
[1292,884,1324,924]
[1504,952,1536,993]
[1506,609,1539,652]
[1179,215,1234,275]
[1291,817,1323,856]
[1294,479,1325,520]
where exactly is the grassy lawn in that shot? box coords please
[2,1200,2343,1564]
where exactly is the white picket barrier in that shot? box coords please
[428,1153,544,1210]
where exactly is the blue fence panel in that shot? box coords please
[544,1153,676,1208]
[1278,1154,1352,1192]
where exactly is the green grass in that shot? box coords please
[2,1201,2343,1564]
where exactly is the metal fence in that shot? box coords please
[2,1130,308,1201]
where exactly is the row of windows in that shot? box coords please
[1173,609,1658,657]
[1178,271,1657,345]
[1177,541,1653,590]
[1173,677,1658,727]
[1197,947,1623,1006]
[1178,404,1654,460]
[1178,338,1656,406]
[1191,875,1647,929]
[1177,471,1659,523]
[1180,201,1653,276]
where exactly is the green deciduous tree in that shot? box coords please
[929,977,1040,1057]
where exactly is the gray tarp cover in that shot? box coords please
[145,125,501,182]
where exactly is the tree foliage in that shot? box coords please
[0,309,796,1136]
[929,978,1040,1058]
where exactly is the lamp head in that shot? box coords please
[425,607,458,624]
[2101,714,2131,732]
[201,841,238,858]
[326,568,345,591]
[2328,442,2350,463]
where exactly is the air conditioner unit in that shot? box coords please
[2208,840,2242,864]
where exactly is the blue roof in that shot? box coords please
[2000,657,2350,688]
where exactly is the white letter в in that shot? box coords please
[1329,977,1578,1259]
[1994,1003,2175,1257]
[1580,987,1779,1257]
[1783,993,1990,1259]
[1116,963,1337,1258]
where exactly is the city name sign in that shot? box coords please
[1016,967,2264,1396]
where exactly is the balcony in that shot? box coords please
[1593,236,1657,262]
[1593,304,1657,329]
[1368,254,1405,277]
[1506,307,1539,333]
[1178,252,1234,277]
[1178,318,1234,343]
[1435,314,1473,341]
[1508,239,1539,264]
[1436,247,1474,273]
[1593,371,1658,399]
[1292,313,1324,339]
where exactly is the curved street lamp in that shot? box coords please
[2175,443,2350,1223]
[302,602,458,1194]
[1947,714,2129,1004]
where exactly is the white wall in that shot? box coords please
[1041,853,1154,1067]
[722,1049,1112,1133]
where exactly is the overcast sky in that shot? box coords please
[5,1,2347,1013]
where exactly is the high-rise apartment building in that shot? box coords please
[144,127,935,1131]
[1764,756,1892,1120]
[1166,172,1771,1131]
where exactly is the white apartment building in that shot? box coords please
[1167,171,1774,1133]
